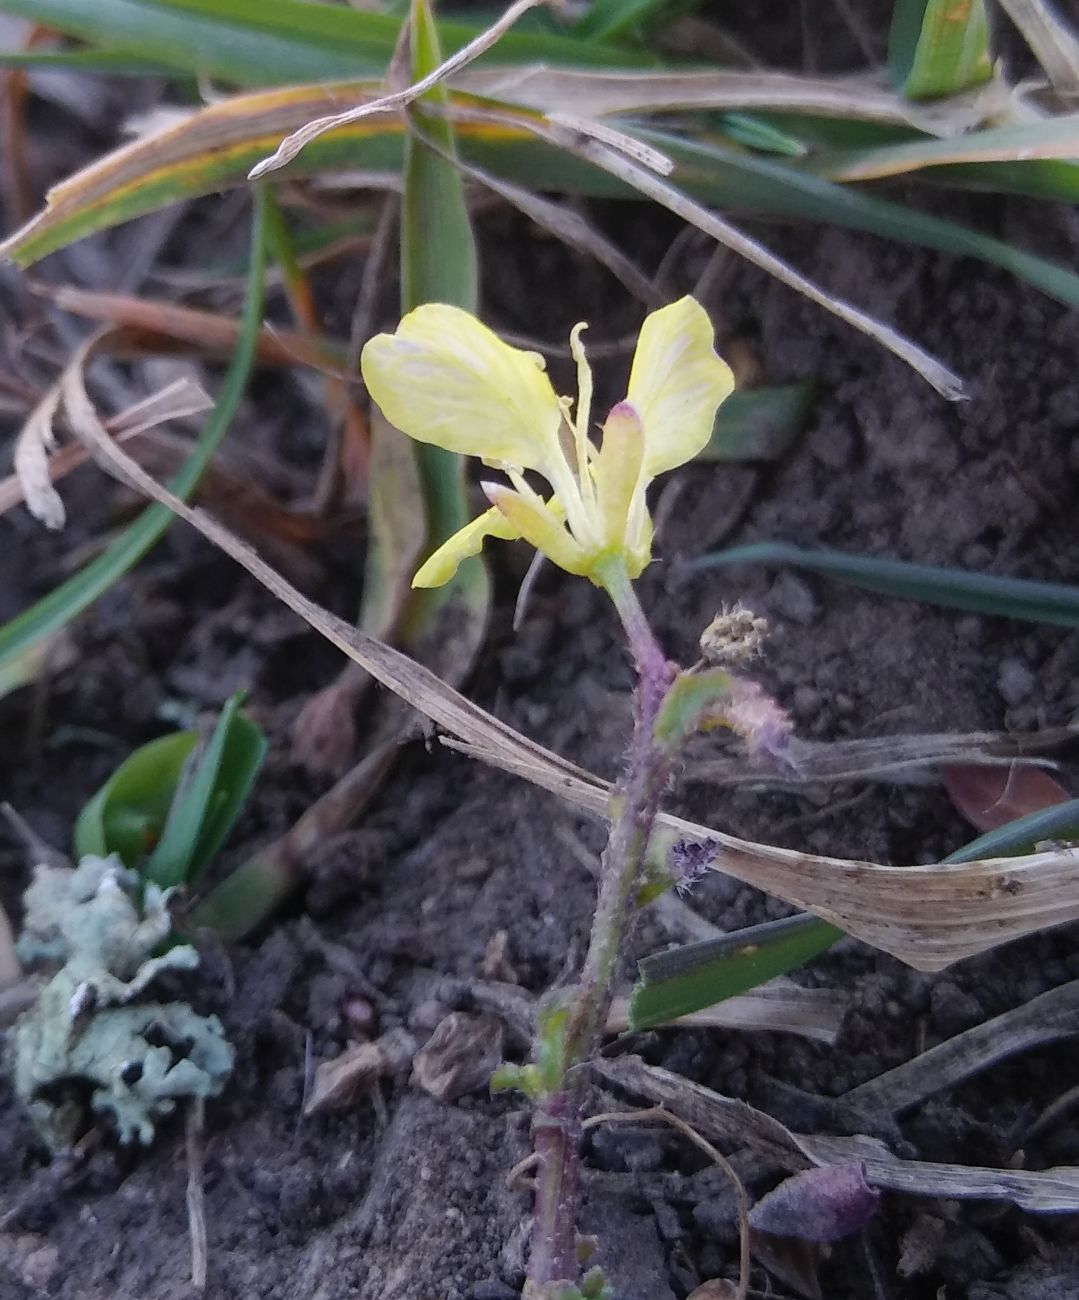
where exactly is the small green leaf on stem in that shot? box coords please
[653,669,732,749]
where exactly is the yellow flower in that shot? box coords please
[360,296,733,589]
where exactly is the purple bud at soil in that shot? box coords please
[749,1163,880,1242]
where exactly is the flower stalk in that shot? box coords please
[526,566,678,1297]
[359,294,742,1299]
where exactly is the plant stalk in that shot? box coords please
[525,566,675,1296]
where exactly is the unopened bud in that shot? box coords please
[699,604,768,666]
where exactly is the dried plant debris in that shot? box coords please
[9,855,233,1150]
[412,1012,505,1103]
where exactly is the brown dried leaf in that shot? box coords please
[941,762,1070,832]
[305,1028,416,1115]
[411,1012,504,1102]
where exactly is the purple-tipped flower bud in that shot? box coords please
[669,837,720,894]
[749,1163,881,1242]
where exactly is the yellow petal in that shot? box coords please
[626,296,735,478]
[412,507,518,589]
[361,304,564,472]
[484,483,592,576]
[593,401,645,551]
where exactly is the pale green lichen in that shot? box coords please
[10,854,233,1149]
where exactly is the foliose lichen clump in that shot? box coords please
[10,854,233,1150]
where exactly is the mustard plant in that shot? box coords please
[362,296,787,1298]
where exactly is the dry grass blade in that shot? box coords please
[458,66,1011,135]
[13,333,212,529]
[844,979,1079,1116]
[996,0,1079,92]
[456,106,965,399]
[249,0,546,179]
[447,726,1079,971]
[444,150,661,305]
[598,1057,1079,1213]
[0,378,212,520]
[0,901,19,992]
[185,1099,208,1292]
[43,286,345,373]
[685,727,1074,790]
[62,397,1079,974]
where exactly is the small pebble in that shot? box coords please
[997,657,1035,706]
[767,573,818,625]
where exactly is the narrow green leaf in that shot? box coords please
[629,913,843,1031]
[0,0,647,86]
[145,692,267,890]
[9,79,1079,320]
[574,0,705,41]
[73,730,197,865]
[815,113,1079,185]
[399,0,482,571]
[0,47,171,73]
[931,159,1079,204]
[701,382,815,463]
[889,0,992,99]
[0,187,268,686]
[719,112,809,158]
[945,798,1079,863]
[651,129,1079,312]
[689,542,1079,628]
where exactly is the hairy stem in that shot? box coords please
[525,565,675,1296]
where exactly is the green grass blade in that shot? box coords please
[702,382,815,463]
[628,913,843,1031]
[0,187,268,688]
[945,799,1079,862]
[573,0,703,41]
[689,542,1079,627]
[9,79,1079,318]
[400,0,477,549]
[649,130,1079,311]
[145,692,267,889]
[815,113,1079,185]
[889,0,992,99]
[0,0,647,85]
[930,159,1079,203]
[0,48,172,72]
